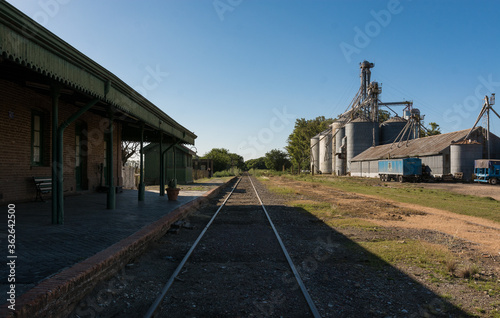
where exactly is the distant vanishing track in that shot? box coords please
[144,174,321,318]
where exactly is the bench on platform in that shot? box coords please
[33,177,52,202]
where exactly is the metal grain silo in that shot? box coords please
[319,129,332,174]
[310,134,320,174]
[450,141,483,182]
[379,116,407,145]
[346,118,379,172]
[330,122,342,173]
[335,126,346,175]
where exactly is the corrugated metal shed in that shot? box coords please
[351,127,488,161]
[143,143,194,184]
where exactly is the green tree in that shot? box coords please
[420,122,441,137]
[378,109,391,123]
[286,116,334,171]
[202,148,244,172]
[265,149,291,171]
[244,157,266,170]
[202,148,231,172]
[229,153,245,170]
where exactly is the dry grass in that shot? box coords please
[458,264,480,279]
[444,259,458,275]
[288,175,500,223]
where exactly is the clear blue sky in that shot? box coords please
[6,0,500,160]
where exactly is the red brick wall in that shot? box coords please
[0,79,122,204]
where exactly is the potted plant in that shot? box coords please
[166,179,180,201]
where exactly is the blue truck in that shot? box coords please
[474,159,500,185]
[378,158,422,182]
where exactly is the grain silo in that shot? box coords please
[330,122,342,173]
[450,141,483,182]
[346,118,379,172]
[319,129,332,174]
[310,134,320,174]
[335,126,346,175]
[379,116,407,145]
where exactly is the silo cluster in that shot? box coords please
[310,60,421,175]
[310,116,417,175]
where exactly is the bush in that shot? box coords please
[213,167,242,177]
[248,169,288,177]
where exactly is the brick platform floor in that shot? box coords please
[0,179,232,317]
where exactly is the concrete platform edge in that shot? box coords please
[1,177,237,318]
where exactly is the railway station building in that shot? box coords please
[143,143,195,185]
[350,127,500,182]
[0,2,196,223]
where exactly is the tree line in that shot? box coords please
[201,148,291,172]
[190,114,441,174]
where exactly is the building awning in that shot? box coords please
[0,1,196,144]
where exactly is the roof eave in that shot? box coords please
[0,1,196,144]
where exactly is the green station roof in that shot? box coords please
[0,1,196,144]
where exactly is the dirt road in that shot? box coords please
[365,196,500,255]
[270,177,500,256]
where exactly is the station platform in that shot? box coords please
[0,178,233,317]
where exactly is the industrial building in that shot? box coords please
[144,143,195,185]
[351,127,500,182]
[311,61,500,182]
[0,2,196,224]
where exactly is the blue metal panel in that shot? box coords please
[403,158,423,175]
[378,158,422,176]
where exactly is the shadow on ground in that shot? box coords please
[249,179,473,317]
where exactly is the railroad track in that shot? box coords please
[144,174,321,318]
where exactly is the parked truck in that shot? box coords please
[474,159,500,185]
[378,158,422,182]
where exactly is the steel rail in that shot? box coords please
[143,177,242,318]
[247,175,322,318]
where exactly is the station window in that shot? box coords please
[31,111,44,166]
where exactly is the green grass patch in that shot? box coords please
[291,200,332,213]
[180,186,207,191]
[290,200,380,230]
[285,175,500,223]
[291,200,335,219]
[249,169,290,177]
[491,310,500,318]
[357,240,452,270]
[468,280,500,297]
[326,218,381,230]
[266,185,296,196]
